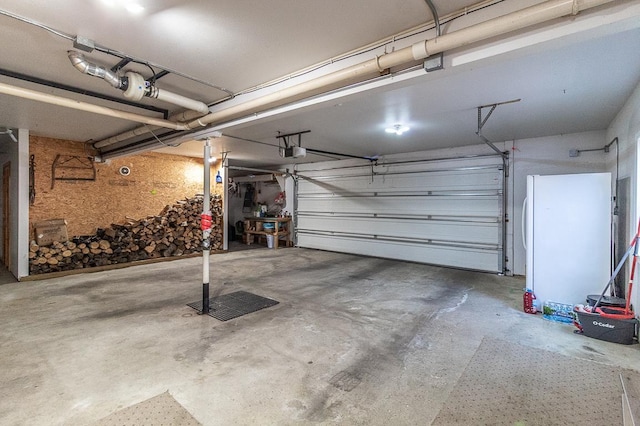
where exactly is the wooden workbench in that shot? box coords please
[243,217,291,249]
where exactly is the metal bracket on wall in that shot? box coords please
[51,154,96,189]
[476,99,520,178]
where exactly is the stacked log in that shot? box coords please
[29,194,223,274]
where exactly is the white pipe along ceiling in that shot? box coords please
[0,81,188,130]
[0,0,617,156]
[92,109,206,150]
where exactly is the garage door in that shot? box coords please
[295,154,506,273]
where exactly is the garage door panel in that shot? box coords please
[295,155,505,273]
[299,156,502,177]
[298,169,500,193]
[297,216,500,245]
[297,234,500,272]
[297,196,501,217]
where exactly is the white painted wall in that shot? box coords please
[606,80,640,313]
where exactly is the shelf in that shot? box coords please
[245,230,290,237]
[243,217,292,249]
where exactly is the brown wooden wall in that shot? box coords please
[29,136,224,239]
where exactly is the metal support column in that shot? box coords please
[200,138,212,314]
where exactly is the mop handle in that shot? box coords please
[622,220,640,314]
[625,235,640,314]
[593,243,635,310]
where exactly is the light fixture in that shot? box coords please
[125,3,145,14]
[385,124,410,135]
[99,0,144,14]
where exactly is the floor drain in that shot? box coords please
[187,290,279,321]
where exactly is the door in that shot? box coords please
[295,154,506,273]
[2,163,10,267]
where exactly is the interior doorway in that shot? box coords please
[2,162,10,269]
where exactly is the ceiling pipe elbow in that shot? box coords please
[68,50,123,89]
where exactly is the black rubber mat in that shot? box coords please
[187,290,279,321]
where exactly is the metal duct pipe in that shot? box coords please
[68,50,209,115]
[181,0,615,131]
[0,81,188,130]
[68,50,123,89]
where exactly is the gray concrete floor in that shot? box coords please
[0,263,18,286]
[1,247,639,425]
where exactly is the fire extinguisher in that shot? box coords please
[523,289,537,314]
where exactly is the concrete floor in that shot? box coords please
[1,247,639,425]
[0,264,18,286]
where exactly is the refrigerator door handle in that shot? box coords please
[522,197,528,250]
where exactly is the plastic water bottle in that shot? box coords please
[523,289,537,314]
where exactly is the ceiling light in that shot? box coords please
[385,124,410,135]
[99,0,144,14]
[125,3,145,14]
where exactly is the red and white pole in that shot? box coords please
[200,138,212,314]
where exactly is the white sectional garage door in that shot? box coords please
[295,154,506,273]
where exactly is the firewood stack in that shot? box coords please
[29,194,223,274]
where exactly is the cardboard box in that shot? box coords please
[34,219,68,246]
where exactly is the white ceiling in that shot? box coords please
[0,0,639,168]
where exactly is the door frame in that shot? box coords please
[2,162,10,268]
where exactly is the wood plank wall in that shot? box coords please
[29,136,224,240]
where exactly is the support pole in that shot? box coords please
[201,138,212,314]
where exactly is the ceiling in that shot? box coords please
[0,0,639,168]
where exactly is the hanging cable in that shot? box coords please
[423,0,441,36]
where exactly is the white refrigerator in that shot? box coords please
[525,173,611,307]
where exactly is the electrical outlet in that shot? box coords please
[569,149,580,157]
